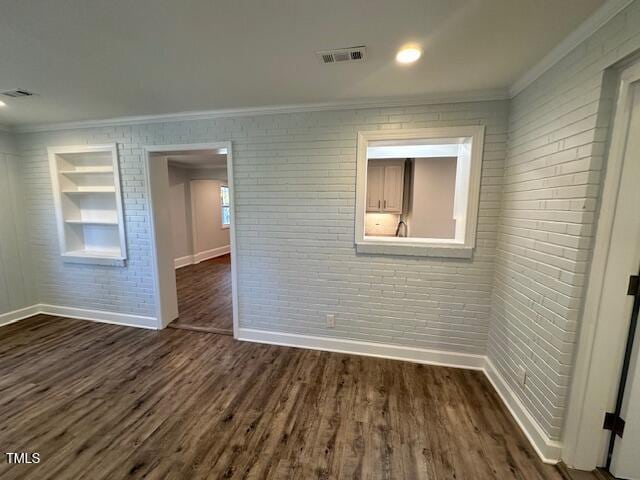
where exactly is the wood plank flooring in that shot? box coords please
[0,315,576,479]
[170,254,232,334]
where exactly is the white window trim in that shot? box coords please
[355,126,485,258]
[220,184,230,229]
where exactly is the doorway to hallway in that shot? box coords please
[144,142,238,336]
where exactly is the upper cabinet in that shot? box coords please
[48,144,127,266]
[366,163,384,211]
[366,159,404,214]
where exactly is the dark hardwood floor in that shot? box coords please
[0,315,580,479]
[170,254,232,334]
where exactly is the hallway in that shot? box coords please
[169,254,233,334]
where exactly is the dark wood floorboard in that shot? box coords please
[170,254,232,334]
[558,464,609,480]
[0,315,583,479]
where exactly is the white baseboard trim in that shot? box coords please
[174,255,194,269]
[194,245,230,264]
[483,357,563,464]
[0,304,158,330]
[237,328,563,464]
[0,305,41,327]
[237,328,486,370]
[174,245,230,269]
[38,304,158,329]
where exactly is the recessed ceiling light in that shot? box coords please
[0,100,6,107]
[396,46,422,64]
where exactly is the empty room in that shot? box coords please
[1,1,639,479]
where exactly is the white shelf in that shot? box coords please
[64,249,123,259]
[62,249,125,266]
[65,219,118,226]
[63,187,116,194]
[60,167,114,175]
[48,144,127,266]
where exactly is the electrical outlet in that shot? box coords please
[517,365,527,387]
[326,314,335,328]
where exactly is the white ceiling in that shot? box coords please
[0,0,604,129]
[167,152,227,169]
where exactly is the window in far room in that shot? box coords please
[220,185,230,228]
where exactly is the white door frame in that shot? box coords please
[562,61,640,470]
[142,142,239,337]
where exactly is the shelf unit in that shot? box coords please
[48,144,127,266]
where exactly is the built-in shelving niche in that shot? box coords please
[48,144,127,266]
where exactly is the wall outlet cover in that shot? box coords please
[326,314,335,328]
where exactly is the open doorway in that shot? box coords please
[144,143,238,336]
[167,153,232,334]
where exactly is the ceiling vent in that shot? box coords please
[316,46,367,65]
[1,88,36,98]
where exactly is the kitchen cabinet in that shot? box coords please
[366,159,404,214]
[366,164,384,211]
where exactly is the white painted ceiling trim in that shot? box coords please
[509,0,635,97]
[13,89,508,134]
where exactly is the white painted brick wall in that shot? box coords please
[17,100,508,354]
[488,0,640,441]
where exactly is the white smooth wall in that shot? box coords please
[408,157,457,239]
[0,131,35,318]
[168,165,230,261]
[190,179,230,255]
[168,166,193,260]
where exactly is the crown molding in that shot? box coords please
[13,89,509,134]
[509,0,635,97]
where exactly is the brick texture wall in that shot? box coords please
[488,0,640,441]
[17,100,508,354]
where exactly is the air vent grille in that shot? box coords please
[316,46,366,65]
[1,89,35,98]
